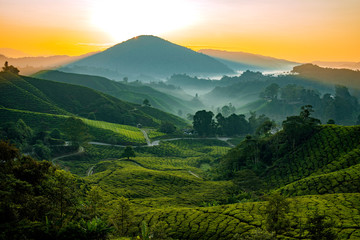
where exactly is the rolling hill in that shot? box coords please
[0,72,187,128]
[60,35,234,80]
[292,63,360,89]
[33,70,196,115]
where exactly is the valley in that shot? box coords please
[1,35,360,240]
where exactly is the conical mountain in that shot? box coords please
[61,35,234,80]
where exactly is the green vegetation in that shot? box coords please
[2,63,360,239]
[33,70,196,116]
[0,108,149,145]
[0,72,187,128]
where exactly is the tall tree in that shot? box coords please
[265,193,290,235]
[193,110,215,136]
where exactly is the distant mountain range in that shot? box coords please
[312,61,360,71]
[0,52,98,75]
[198,49,299,71]
[60,35,234,81]
[0,48,32,58]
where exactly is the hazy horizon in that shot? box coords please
[1,0,360,62]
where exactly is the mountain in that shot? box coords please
[312,61,360,71]
[0,48,31,58]
[0,52,98,75]
[0,72,187,128]
[61,35,234,80]
[198,49,298,71]
[33,70,197,115]
[292,64,360,89]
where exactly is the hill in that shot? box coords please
[202,71,333,108]
[0,72,187,128]
[199,49,298,71]
[33,70,196,115]
[292,64,360,89]
[0,108,148,145]
[312,61,360,71]
[61,35,234,80]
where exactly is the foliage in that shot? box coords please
[193,110,215,136]
[1,61,19,74]
[159,121,176,134]
[264,193,290,235]
[121,146,136,159]
[260,83,280,100]
[108,197,134,236]
[63,117,92,147]
[33,140,51,160]
[305,211,338,240]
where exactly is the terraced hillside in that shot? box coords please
[263,125,360,192]
[0,108,148,145]
[0,72,187,128]
[88,124,360,239]
[136,193,360,239]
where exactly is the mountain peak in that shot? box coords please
[62,36,234,80]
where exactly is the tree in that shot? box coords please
[1,61,20,74]
[108,197,133,236]
[159,121,176,134]
[63,117,91,147]
[261,83,280,100]
[305,211,338,240]
[193,110,215,136]
[143,99,151,107]
[121,146,135,160]
[256,120,276,136]
[282,105,320,147]
[34,140,51,160]
[50,129,62,139]
[327,119,335,124]
[264,193,290,235]
[85,186,108,219]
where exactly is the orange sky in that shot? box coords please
[1,0,359,62]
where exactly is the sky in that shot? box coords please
[1,0,359,62]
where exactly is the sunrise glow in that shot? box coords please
[0,0,359,62]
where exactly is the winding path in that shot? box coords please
[51,146,84,164]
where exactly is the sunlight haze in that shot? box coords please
[0,0,359,61]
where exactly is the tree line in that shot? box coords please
[193,110,275,137]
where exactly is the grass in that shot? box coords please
[83,119,146,145]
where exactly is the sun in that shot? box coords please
[91,0,200,42]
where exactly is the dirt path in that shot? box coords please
[87,165,95,176]
[140,129,152,146]
[52,146,84,164]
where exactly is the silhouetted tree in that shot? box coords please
[2,61,19,74]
